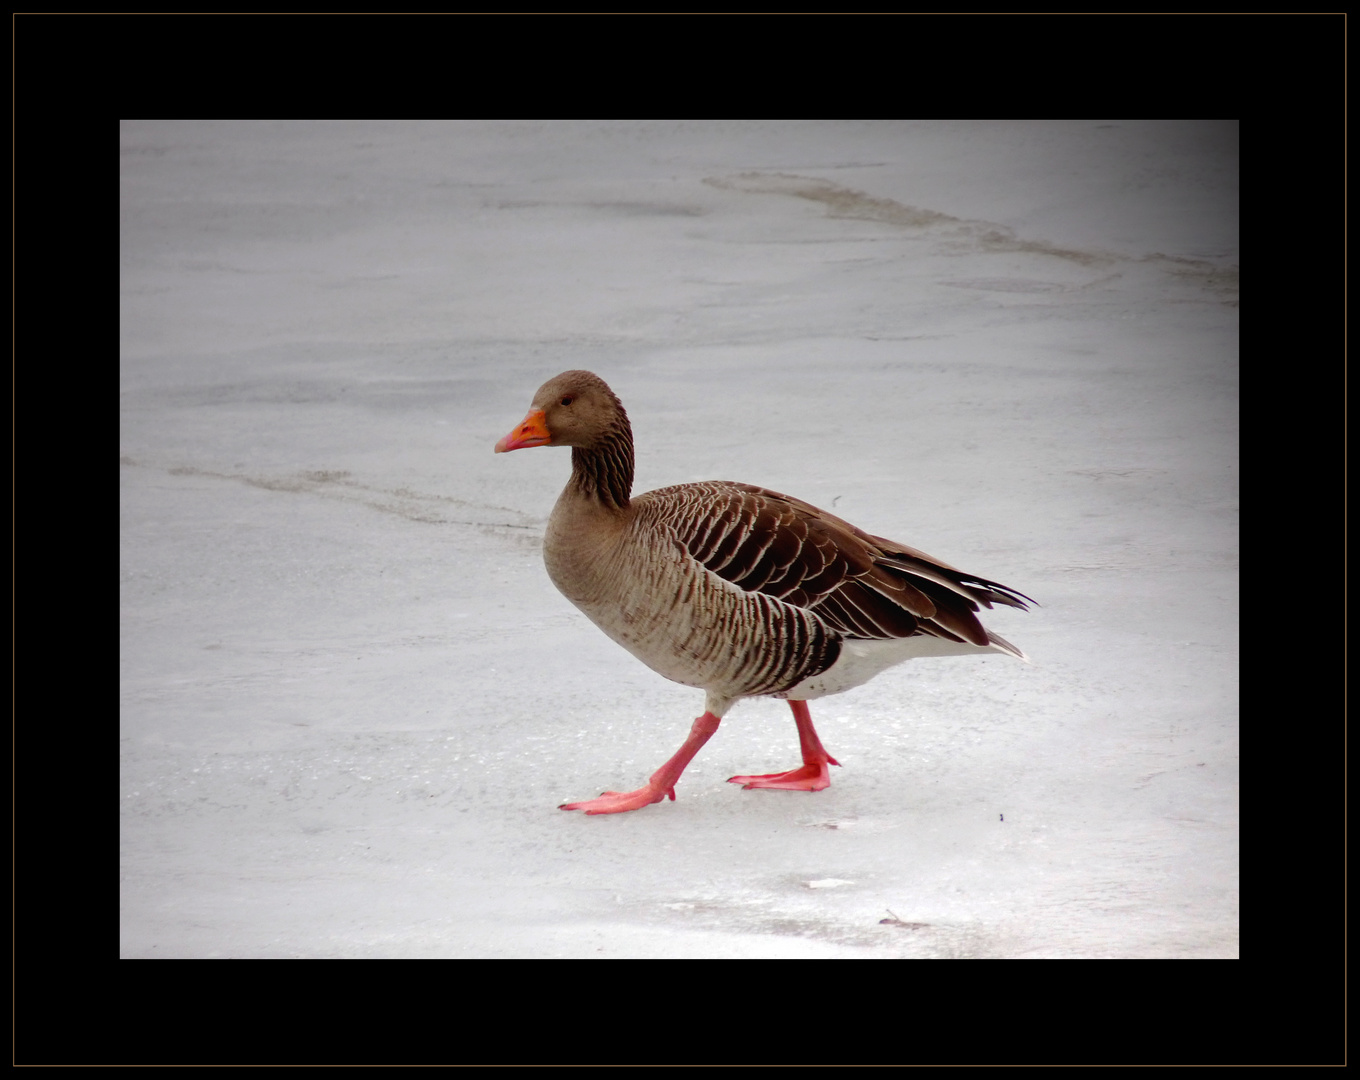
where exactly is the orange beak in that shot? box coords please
[494,409,552,453]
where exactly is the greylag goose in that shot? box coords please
[495,370,1031,815]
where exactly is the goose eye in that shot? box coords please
[560,395,575,406]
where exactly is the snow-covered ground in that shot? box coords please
[120,120,1238,958]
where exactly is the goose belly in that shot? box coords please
[774,634,1000,701]
[549,535,831,700]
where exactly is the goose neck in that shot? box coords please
[568,426,634,510]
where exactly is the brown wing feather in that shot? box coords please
[638,481,1031,646]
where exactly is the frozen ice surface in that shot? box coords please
[120,120,1238,958]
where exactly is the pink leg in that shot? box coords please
[728,700,841,792]
[560,711,722,815]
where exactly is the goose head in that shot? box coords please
[494,370,627,453]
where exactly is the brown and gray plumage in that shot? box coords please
[495,370,1031,814]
